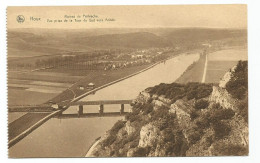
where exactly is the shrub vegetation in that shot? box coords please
[212,120,231,140]
[147,82,212,102]
[194,99,209,110]
[226,60,248,100]
[97,61,248,157]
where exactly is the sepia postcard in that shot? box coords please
[7,5,248,158]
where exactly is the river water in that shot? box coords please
[9,53,199,157]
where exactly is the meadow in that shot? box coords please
[8,71,80,106]
[205,61,238,83]
[205,48,248,83]
[8,63,154,106]
[176,47,247,84]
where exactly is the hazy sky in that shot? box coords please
[7,5,247,29]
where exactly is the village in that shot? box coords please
[102,47,174,71]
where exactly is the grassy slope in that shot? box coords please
[175,54,206,83]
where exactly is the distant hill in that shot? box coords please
[8,30,172,58]
[71,32,171,49]
[8,28,247,58]
[160,28,247,45]
[8,32,66,57]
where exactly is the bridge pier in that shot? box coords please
[120,104,124,114]
[78,105,83,117]
[99,104,104,115]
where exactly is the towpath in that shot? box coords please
[201,53,208,83]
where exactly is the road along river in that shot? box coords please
[9,53,199,158]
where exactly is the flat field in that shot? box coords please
[205,61,238,83]
[8,89,58,106]
[8,71,78,106]
[205,48,247,83]
[8,64,153,106]
[175,53,205,83]
[208,48,247,61]
[176,47,247,84]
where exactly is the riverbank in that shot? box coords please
[175,53,206,83]
[49,65,155,104]
[201,53,208,83]
[85,137,101,157]
[71,59,163,103]
[58,52,185,104]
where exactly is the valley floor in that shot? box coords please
[8,64,155,106]
[176,47,247,84]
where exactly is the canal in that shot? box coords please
[9,53,200,157]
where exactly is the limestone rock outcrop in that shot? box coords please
[138,123,160,148]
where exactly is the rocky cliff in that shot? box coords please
[88,61,248,157]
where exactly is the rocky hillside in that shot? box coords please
[88,61,248,157]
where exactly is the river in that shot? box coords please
[9,53,199,157]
